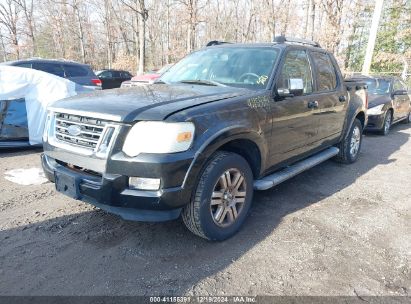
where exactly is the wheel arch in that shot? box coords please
[182,127,268,189]
[355,111,366,130]
[216,138,262,179]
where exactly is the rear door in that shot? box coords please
[309,51,347,142]
[269,48,319,165]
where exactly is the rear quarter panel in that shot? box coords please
[343,83,368,137]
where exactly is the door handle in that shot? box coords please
[308,101,319,109]
[339,95,347,102]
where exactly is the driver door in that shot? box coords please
[268,49,320,166]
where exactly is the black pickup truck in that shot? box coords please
[42,37,367,240]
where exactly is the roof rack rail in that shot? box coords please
[274,36,321,48]
[206,40,231,47]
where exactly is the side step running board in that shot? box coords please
[253,147,339,191]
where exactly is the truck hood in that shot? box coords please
[49,84,251,123]
[367,94,391,109]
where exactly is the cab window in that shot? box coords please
[311,52,337,92]
[277,50,313,94]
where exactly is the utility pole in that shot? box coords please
[362,0,384,75]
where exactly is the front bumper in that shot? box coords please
[365,114,385,131]
[41,150,195,222]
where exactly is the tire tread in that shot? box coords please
[182,151,231,240]
[334,118,362,164]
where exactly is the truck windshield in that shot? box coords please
[161,47,280,89]
[365,79,390,94]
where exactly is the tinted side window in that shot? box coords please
[32,62,65,78]
[15,63,32,68]
[311,52,337,92]
[112,71,121,78]
[63,64,89,77]
[278,50,313,94]
[120,71,131,78]
[99,71,113,78]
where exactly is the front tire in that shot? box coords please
[182,151,254,241]
[334,118,363,164]
[380,110,392,135]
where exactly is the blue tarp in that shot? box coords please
[0,98,28,140]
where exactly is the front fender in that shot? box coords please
[181,124,268,189]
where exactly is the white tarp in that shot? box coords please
[0,66,79,145]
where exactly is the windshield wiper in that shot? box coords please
[178,79,226,87]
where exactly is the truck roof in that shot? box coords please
[205,36,326,52]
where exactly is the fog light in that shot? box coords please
[129,177,160,190]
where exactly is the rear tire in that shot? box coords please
[334,118,363,164]
[380,110,392,135]
[182,151,254,241]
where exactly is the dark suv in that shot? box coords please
[1,59,102,90]
[95,69,133,89]
[42,37,368,240]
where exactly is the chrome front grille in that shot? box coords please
[54,113,106,150]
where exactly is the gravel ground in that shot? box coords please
[0,124,410,297]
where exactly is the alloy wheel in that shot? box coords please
[384,113,392,134]
[350,125,361,157]
[210,168,247,228]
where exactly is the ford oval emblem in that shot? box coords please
[67,125,82,136]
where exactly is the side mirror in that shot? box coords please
[393,89,407,96]
[277,78,304,98]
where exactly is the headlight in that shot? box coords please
[42,112,53,142]
[122,121,195,157]
[367,104,385,115]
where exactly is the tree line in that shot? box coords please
[0,0,410,76]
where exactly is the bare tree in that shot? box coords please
[120,0,147,74]
[176,0,207,52]
[13,0,35,56]
[72,0,87,63]
[0,0,21,59]
[320,0,345,52]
